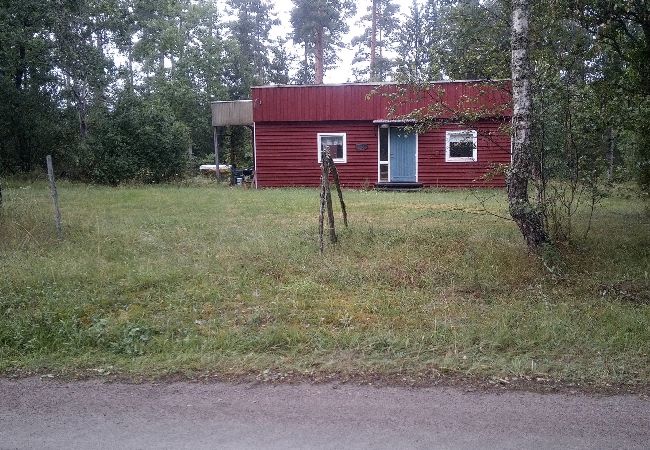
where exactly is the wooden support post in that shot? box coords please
[318,150,350,253]
[328,155,348,228]
[213,126,220,182]
[46,155,62,239]
[325,168,337,244]
[318,152,327,254]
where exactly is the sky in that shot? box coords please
[221,0,416,84]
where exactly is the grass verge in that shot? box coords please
[1,179,648,386]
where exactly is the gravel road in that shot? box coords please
[1,377,648,449]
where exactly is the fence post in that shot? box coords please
[46,155,63,239]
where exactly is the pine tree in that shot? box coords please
[351,0,400,82]
[290,0,355,84]
[226,0,278,91]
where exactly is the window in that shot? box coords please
[445,130,477,162]
[317,133,346,163]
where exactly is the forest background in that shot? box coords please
[0,0,648,192]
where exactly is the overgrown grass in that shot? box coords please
[1,178,648,384]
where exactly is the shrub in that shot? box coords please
[88,94,191,185]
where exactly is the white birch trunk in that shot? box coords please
[507,0,548,250]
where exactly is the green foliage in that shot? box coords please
[396,0,509,82]
[1,0,648,191]
[351,0,401,81]
[88,93,190,184]
[290,0,356,82]
[225,0,279,89]
[395,0,438,80]
[0,0,265,182]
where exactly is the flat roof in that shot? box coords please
[251,79,511,89]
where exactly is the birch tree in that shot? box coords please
[507,0,548,250]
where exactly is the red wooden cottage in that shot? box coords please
[211,80,512,189]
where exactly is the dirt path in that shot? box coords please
[1,377,648,449]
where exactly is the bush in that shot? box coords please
[88,94,191,185]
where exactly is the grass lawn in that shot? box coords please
[1,179,649,386]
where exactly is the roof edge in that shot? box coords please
[210,99,252,105]
[251,79,511,89]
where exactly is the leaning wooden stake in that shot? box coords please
[328,156,348,227]
[46,155,63,239]
[324,170,336,245]
[318,150,348,253]
[318,160,327,254]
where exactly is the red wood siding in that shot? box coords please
[254,121,510,188]
[255,122,378,188]
[419,121,510,187]
[252,81,511,123]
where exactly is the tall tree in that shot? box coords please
[396,0,442,81]
[351,0,399,81]
[225,0,277,93]
[268,37,293,85]
[438,0,510,80]
[131,0,187,79]
[51,1,115,140]
[290,0,356,84]
[0,0,57,171]
[508,0,549,250]
[573,0,650,191]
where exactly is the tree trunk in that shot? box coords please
[77,95,88,140]
[606,126,616,181]
[70,83,88,140]
[315,27,324,84]
[127,45,134,93]
[303,43,309,84]
[507,0,548,251]
[370,0,377,81]
[14,44,26,90]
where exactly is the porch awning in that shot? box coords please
[211,100,253,126]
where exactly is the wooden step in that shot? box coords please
[375,182,423,192]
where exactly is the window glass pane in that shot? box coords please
[321,135,344,159]
[449,141,474,158]
[379,163,388,182]
[379,127,388,161]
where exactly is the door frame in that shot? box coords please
[377,126,418,183]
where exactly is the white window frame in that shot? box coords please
[445,130,477,162]
[317,133,347,164]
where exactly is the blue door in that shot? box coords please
[389,127,417,182]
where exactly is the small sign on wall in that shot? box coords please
[355,143,368,151]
